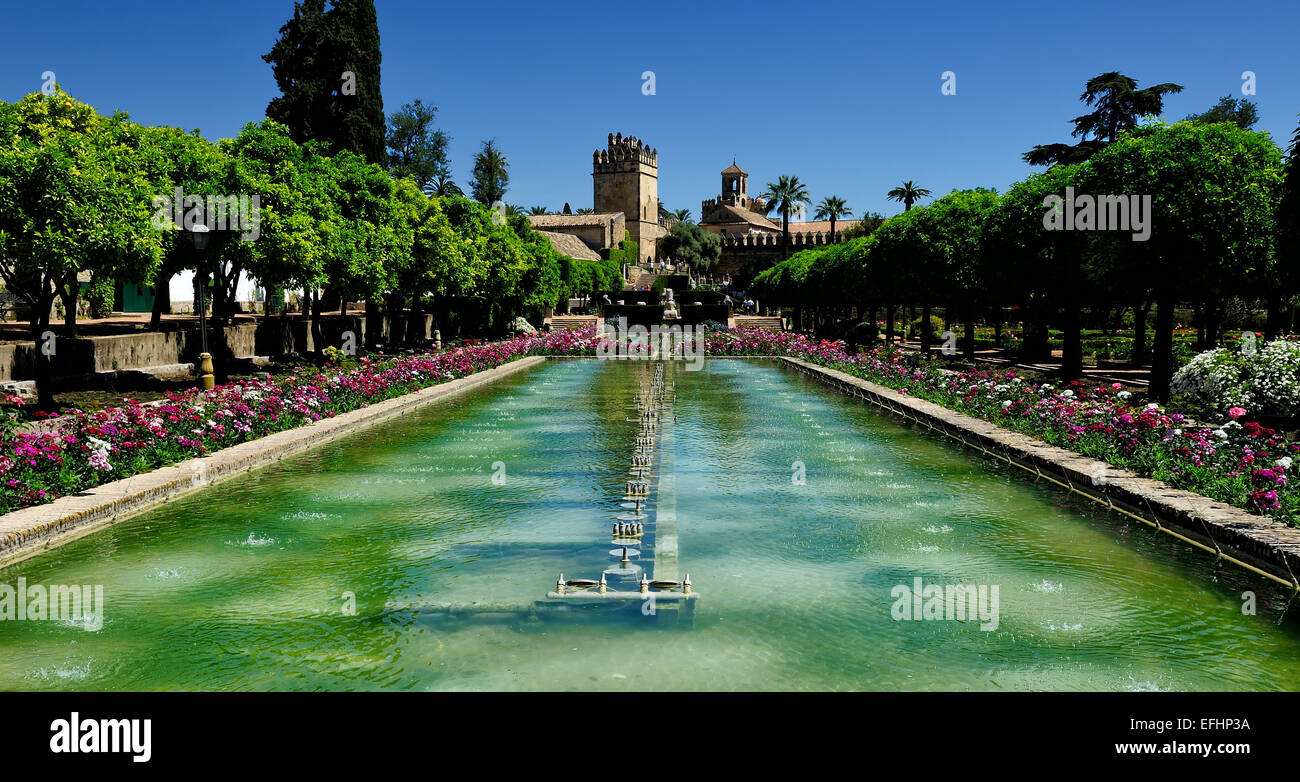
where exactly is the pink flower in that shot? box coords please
[1228,407,1247,420]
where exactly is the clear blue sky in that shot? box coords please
[2,0,1298,220]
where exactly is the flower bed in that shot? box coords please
[708,329,1300,525]
[0,329,599,514]
[6,325,1296,527]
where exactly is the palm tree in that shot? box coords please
[424,172,462,197]
[528,206,549,215]
[576,207,596,215]
[886,181,931,211]
[815,196,852,242]
[759,175,810,257]
[1024,72,1184,166]
[672,208,691,223]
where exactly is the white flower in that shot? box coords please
[1146,403,1160,410]
[1061,390,1074,398]
[1172,429,1183,436]
[1212,429,1228,439]
[1276,457,1293,469]
[1117,390,1132,401]
[1002,400,1012,408]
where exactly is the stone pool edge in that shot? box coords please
[0,355,547,569]
[776,355,1300,588]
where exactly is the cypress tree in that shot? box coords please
[264,0,385,165]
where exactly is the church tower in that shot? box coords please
[721,160,747,205]
[593,132,664,264]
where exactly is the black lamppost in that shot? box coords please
[191,223,214,390]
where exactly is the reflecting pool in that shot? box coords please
[2,358,1298,691]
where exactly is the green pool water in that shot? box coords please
[3,358,1299,691]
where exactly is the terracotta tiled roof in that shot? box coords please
[700,204,778,230]
[537,230,602,261]
[527,213,623,228]
[721,162,747,175]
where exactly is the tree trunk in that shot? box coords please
[963,300,976,360]
[60,273,78,337]
[310,289,325,355]
[1022,304,1050,362]
[920,303,933,354]
[885,304,895,345]
[1061,299,1083,379]
[1265,296,1281,341]
[149,266,174,330]
[1150,288,1176,402]
[31,301,56,410]
[1131,301,1151,367]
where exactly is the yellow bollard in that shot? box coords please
[199,352,215,390]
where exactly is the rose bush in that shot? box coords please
[0,329,599,513]
[710,329,1300,525]
[5,325,1297,527]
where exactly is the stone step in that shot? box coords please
[549,316,598,332]
[733,316,784,331]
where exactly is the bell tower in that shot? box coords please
[592,132,665,264]
[721,160,747,205]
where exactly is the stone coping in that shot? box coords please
[0,356,547,569]
[776,356,1300,588]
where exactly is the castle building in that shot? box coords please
[526,212,626,261]
[592,132,665,264]
[699,162,779,236]
[530,142,860,280]
[699,160,862,277]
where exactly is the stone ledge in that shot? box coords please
[778,356,1300,587]
[0,356,547,569]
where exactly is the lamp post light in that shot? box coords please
[191,223,214,391]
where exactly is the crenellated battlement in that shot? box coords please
[593,131,658,172]
[701,194,767,216]
[718,230,839,248]
[591,132,663,264]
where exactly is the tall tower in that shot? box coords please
[721,160,747,205]
[593,132,665,264]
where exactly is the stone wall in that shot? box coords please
[718,230,845,278]
[592,133,665,265]
[0,313,434,381]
